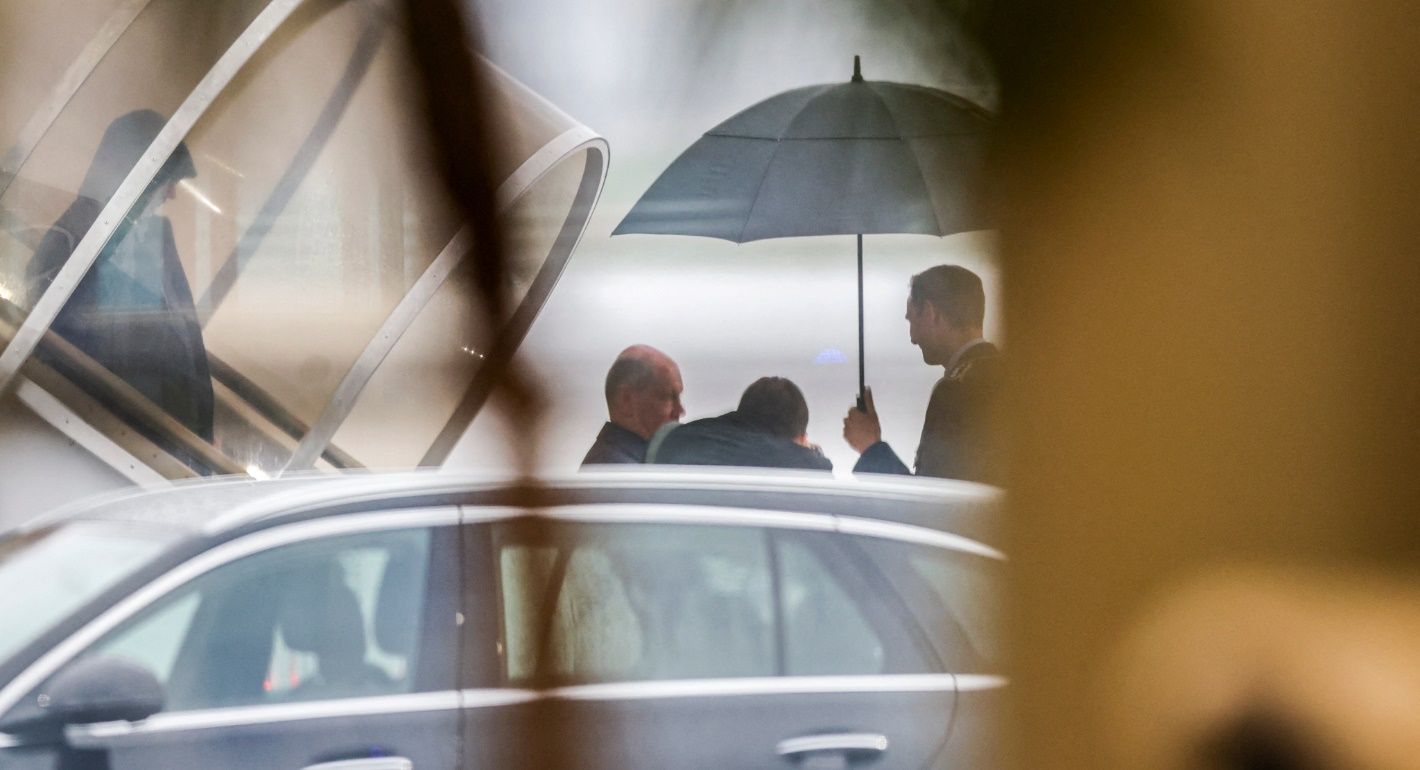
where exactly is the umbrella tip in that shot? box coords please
[852,55,863,82]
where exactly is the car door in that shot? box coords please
[2,508,463,770]
[853,534,1008,769]
[465,507,959,770]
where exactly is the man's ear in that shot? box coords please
[608,385,630,417]
[922,301,948,330]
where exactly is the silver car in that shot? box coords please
[0,471,1003,769]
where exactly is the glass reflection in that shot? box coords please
[179,0,459,472]
[0,0,271,329]
[0,0,602,478]
[331,148,593,467]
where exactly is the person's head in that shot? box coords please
[736,376,810,442]
[906,264,987,365]
[81,110,196,211]
[604,344,684,439]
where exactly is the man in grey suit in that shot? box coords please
[844,265,1002,483]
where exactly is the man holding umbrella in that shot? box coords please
[844,264,1002,484]
[613,56,998,479]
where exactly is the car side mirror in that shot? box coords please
[0,657,164,736]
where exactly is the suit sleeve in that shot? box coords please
[852,441,912,476]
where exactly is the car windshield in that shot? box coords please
[0,521,181,664]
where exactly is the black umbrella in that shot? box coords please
[615,56,992,403]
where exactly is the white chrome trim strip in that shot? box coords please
[71,691,461,741]
[20,674,1006,749]
[460,673,997,705]
[304,759,412,770]
[836,516,1006,561]
[536,504,837,532]
[215,495,988,559]
[462,689,540,708]
[14,378,168,486]
[560,470,1002,509]
[204,470,996,533]
[61,689,545,746]
[0,508,459,718]
[953,674,1009,692]
[459,506,530,525]
[545,674,958,701]
[777,732,888,756]
[0,0,308,394]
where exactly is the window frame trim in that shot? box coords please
[483,505,992,687]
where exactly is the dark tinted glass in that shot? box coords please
[0,521,179,664]
[71,527,436,710]
[777,537,885,675]
[858,537,1002,672]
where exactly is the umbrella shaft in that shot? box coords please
[857,234,865,404]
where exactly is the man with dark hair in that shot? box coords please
[650,376,832,471]
[844,264,1002,482]
[581,344,685,465]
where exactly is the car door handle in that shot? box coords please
[776,732,889,758]
[302,758,413,770]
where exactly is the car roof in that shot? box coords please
[43,468,1003,548]
[21,475,333,533]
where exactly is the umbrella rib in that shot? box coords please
[900,82,995,123]
[868,82,949,236]
[733,85,831,241]
[902,136,947,235]
[735,138,779,243]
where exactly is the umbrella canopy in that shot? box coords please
[615,57,993,402]
[614,57,992,242]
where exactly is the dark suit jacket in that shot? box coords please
[855,341,1002,483]
[581,421,649,465]
[651,412,832,472]
[28,200,215,442]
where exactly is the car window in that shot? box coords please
[75,526,435,711]
[776,537,885,675]
[0,521,181,665]
[98,591,201,684]
[498,524,775,684]
[858,538,1002,672]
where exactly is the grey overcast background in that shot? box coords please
[448,0,1000,474]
